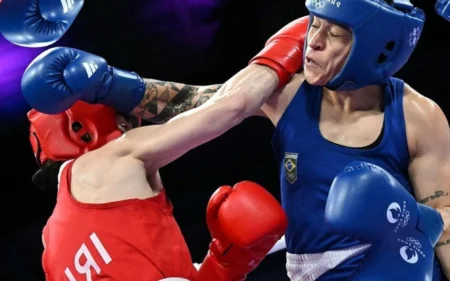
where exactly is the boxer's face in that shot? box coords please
[304,17,352,86]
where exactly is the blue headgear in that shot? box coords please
[305,0,425,91]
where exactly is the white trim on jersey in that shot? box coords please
[57,160,74,190]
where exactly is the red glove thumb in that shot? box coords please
[206,185,233,242]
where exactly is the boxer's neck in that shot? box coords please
[323,84,383,113]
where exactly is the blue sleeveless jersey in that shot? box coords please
[272,77,443,280]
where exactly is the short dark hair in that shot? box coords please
[32,160,64,193]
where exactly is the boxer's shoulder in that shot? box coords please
[70,143,154,204]
[403,82,442,111]
[403,83,448,156]
[261,72,305,125]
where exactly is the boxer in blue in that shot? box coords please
[21,0,450,280]
[268,2,449,280]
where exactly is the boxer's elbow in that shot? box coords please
[444,268,450,280]
[440,262,450,281]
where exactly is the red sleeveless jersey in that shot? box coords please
[42,160,197,281]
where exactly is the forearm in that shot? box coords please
[123,65,278,170]
[436,207,450,278]
[131,78,222,123]
[208,64,278,117]
[130,15,307,124]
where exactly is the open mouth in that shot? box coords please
[306,56,319,66]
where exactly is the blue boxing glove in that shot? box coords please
[21,47,145,114]
[436,0,450,21]
[325,162,444,281]
[0,0,83,47]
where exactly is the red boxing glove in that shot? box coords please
[196,181,287,281]
[249,16,309,88]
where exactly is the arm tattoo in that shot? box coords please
[131,79,222,123]
[436,239,450,247]
[419,190,448,204]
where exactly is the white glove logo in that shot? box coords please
[60,0,76,13]
[398,237,424,265]
[386,201,410,232]
[82,62,99,78]
[386,202,401,224]
[400,246,419,264]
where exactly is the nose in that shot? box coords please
[308,30,325,51]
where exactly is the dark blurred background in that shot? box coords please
[0,0,448,280]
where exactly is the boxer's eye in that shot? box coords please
[71,122,83,132]
[330,28,344,38]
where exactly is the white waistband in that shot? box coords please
[286,244,371,281]
[158,277,189,281]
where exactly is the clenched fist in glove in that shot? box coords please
[196,181,287,281]
[21,47,145,114]
[249,16,309,88]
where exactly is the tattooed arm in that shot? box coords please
[130,79,268,123]
[131,79,223,123]
[106,65,278,171]
[419,193,450,233]
[436,207,450,245]
[405,87,450,278]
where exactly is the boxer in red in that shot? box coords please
[25,17,307,281]
[30,103,288,281]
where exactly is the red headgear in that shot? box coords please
[28,101,123,165]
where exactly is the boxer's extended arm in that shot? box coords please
[131,80,223,123]
[133,72,304,126]
[114,64,278,171]
[405,87,450,277]
[131,16,309,124]
[23,18,306,118]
